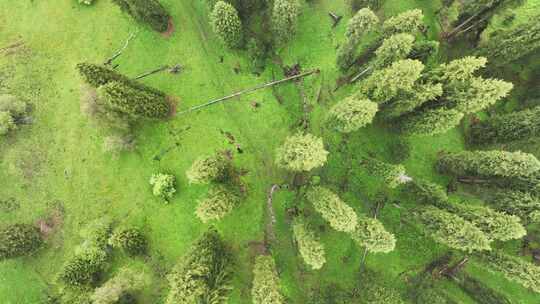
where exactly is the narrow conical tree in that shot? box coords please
[490,191,540,224]
[111,0,170,32]
[419,206,491,252]
[399,108,464,136]
[271,0,300,46]
[98,81,170,119]
[468,106,540,145]
[306,187,358,233]
[292,220,326,270]
[76,63,129,88]
[362,157,409,188]
[251,255,284,304]
[372,33,415,69]
[210,1,243,48]
[403,178,448,207]
[361,59,424,104]
[382,9,424,37]
[437,150,540,179]
[380,82,442,119]
[351,214,396,253]
[480,250,540,294]
[327,96,378,133]
[275,133,328,172]
[337,8,379,70]
[449,77,513,114]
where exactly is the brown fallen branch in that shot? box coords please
[264,184,281,249]
[349,66,372,83]
[178,69,320,115]
[0,40,24,53]
[104,31,138,65]
[329,12,343,28]
[133,65,171,80]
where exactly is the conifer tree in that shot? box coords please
[468,106,540,145]
[372,33,415,69]
[351,214,396,253]
[446,203,526,241]
[327,96,378,133]
[186,154,228,184]
[380,82,442,119]
[490,191,540,224]
[76,63,129,88]
[98,81,170,119]
[480,250,540,293]
[449,77,513,114]
[306,187,358,233]
[271,0,300,46]
[360,59,424,104]
[403,178,448,207]
[337,8,379,70]
[419,206,491,252]
[111,0,170,32]
[382,9,424,37]
[399,108,464,136]
[166,228,233,304]
[276,133,328,172]
[292,221,326,270]
[196,186,239,223]
[210,1,243,48]
[0,224,43,260]
[362,157,409,188]
[437,150,540,179]
[251,255,284,304]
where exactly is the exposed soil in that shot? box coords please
[36,207,64,237]
[167,95,180,117]
[160,18,175,39]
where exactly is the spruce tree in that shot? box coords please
[251,255,284,304]
[419,206,491,252]
[449,77,513,114]
[480,250,540,294]
[186,154,228,184]
[195,186,239,223]
[271,0,300,46]
[327,96,378,133]
[437,150,540,179]
[382,9,424,37]
[468,106,540,145]
[98,81,170,119]
[166,228,233,304]
[111,0,170,32]
[362,157,409,188]
[306,187,358,233]
[490,191,540,224]
[76,63,129,88]
[275,133,328,172]
[372,33,415,69]
[399,108,464,136]
[210,1,243,48]
[403,178,448,207]
[380,82,443,119]
[0,224,43,260]
[351,214,396,253]
[337,8,379,70]
[361,59,424,104]
[292,221,326,270]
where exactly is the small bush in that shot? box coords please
[109,228,147,256]
[149,173,176,201]
[186,154,228,184]
[59,247,108,286]
[0,224,43,260]
[0,111,16,136]
[195,186,239,223]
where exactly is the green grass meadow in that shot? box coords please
[1,0,539,303]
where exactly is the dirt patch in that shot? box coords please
[36,207,64,238]
[248,241,267,256]
[167,95,180,117]
[160,18,175,39]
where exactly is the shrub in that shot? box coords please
[252,255,284,304]
[91,268,146,304]
[0,94,27,118]
[103,134,136,154]
[79,218,113,249]
[327,96,378,133]
[149,173,176,201]
[305,187,358,233]
[272,0,300,46]
[109,228,147,256]
[210,1,243,48]
[111,0,170,32]
[59,247,108,286]
[186,154,228,184]
[196,186,239,223]
[166,228,233,304]
[292,220,326,270]
[275,133,328,172]
[0,111,16,136]
[98,81,170,119]
[0,224,43,260]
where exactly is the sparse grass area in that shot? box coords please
[0,0,539,303]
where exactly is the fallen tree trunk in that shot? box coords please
[133,65,170,80]
[104,31,138,65]
[178,69,320,115]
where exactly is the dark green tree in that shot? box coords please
[0,224,43,260]
[109,227,148,256]
[403,178,448,207]
[362,157,409,188]
[490,191,540,224]
[111,0,170,32]
[480,250,540,293]
[468,106,540,145]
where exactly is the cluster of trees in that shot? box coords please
[77,63,171,153]
[0,94,29,138]
[111,0,170,32]
[186,152,242,222]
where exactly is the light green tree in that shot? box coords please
[337,8,379,70]
[399,108,464,136]
[351,214,396,253]
[251,255,284,304]
[196,186,239,223]
[372,33,415,69]
[210,1,243,48]
[382,9,424,37]
[327,96,378,133]
[272,0,300,46]
[481,250,540,293]
[276,133,328,172]
[149,173,176,201]
[490,191,540,224]
[186,154,228,184]
[306,187,358,233]
[293,220,326,270]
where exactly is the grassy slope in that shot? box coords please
[0,0,538,303]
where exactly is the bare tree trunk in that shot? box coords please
[104,31,138,65]
[133,65,170,80]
